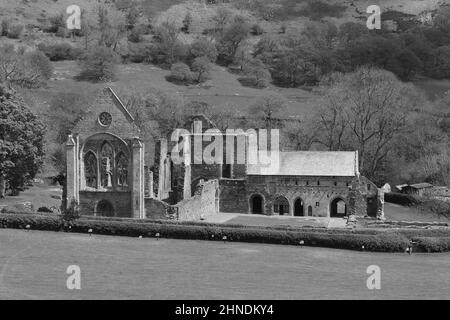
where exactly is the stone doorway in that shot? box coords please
[96,200,115,217]
[250,194,264,214]
[330,198,347,217]
[294,198,304,216]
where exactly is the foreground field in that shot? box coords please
[0,229,448,299]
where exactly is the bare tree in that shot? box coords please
[316,67,417,180]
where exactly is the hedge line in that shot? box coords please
[0,213,449,252]
[412,237,450,253]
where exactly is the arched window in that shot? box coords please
[273,195,289,216]
[100,142,114,188]
[84,151,97,188]
[116,152,128,189]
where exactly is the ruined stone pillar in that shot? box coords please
[157,138,168,200]
[132,138,145,219]
[65,134,78,209]
[148,170,154,199]
[183,164,191,200]
[377,188,385,220]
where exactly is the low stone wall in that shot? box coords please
[144,198,177,220]
[79,191,132,218]
[176,179,218,221]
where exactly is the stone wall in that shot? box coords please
[245,175,354,217]
[79,191,132,217]
[145,198,177,220]
[219,179,248,213]
[176,179,218,221]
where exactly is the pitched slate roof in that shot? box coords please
[247,151,359,177]
[408,183,434,189]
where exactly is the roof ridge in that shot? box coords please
[106,87,135,123]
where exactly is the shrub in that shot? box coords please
[126,42,152,63]
[0,213,62,231]
[0,213,419,252]
[167,62,193,84]
[55,26,68,38]
[1,19,9,36]
[217,21,251,65]
[1,203,35,214]
[16,50,54,87]
[46,14,65,33]
[191,56,212,83]
[413,237,450,253]
[76,46,119,82]
[7,24,24,39]
[62,199,80,222]
[37,43,81,61]
[128,24,146,43]
[190,38,218,63]
[251,23,264,35]
[181,13,193,34]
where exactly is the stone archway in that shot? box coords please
[250,194,264,214]
[273,195,289,216]
[330,197,347,217]
[96,200,115,217]
[294,198,304,216]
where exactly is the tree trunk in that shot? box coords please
[0,174,6,198]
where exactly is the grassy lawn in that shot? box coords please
[31,61,316,118]
[384,203,450,223]
[0,229,449,299]
[224,214,331,228]
[0,184,62,211]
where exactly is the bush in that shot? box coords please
[1,19,9,36]
[55,27,68,38]
[128,24,146,43]
[413,237,450,253]
[251,23,264,35]
[15,50,54,88]
[166,62,193,84]
[191,56,212,83]
[37,42,82,61]
[0,213,419,252]
[190,38,218,63]
[7,24,23,39]
[62,199,80,222]
[0,213,62,231]
[126,42,153,63]
[46,14,65,33]
[76,46,119,82]
[1,203,35,214]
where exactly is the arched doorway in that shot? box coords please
[250,194,264,214]
[294,198,304,216]
[273,196,289,216]
[307,206,313,217]
[330,198,347,217]
[96,200,115,217]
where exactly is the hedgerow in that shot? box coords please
[0,212,449,252]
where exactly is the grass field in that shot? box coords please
[0,229,449,299]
